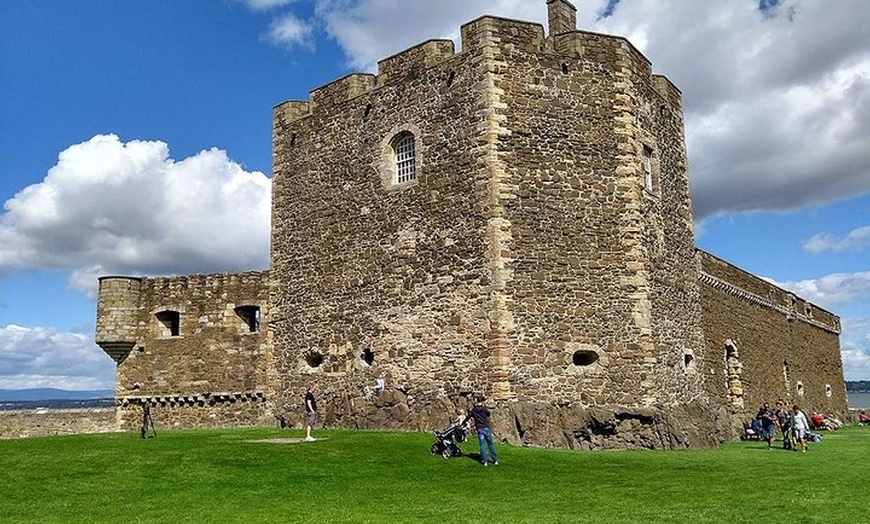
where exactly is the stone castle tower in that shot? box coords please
[96,1,848,449]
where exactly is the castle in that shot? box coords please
[95,0,848,449]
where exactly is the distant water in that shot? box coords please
[0,399,115,412]
[848,392,870,409]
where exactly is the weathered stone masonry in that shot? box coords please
[698,251,845,419]
[96,272,272,430]
[0,409,118,440]
[92,0,848,448]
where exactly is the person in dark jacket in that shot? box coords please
[755,402,776,450]
[464,394,498,466]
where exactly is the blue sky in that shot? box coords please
[1,0,869,391]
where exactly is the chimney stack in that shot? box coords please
[547,0,577,36]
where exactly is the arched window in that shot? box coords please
[393,132,416,184]
[379,125,422,190]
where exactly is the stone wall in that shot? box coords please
[267,12,727,448]
[118,394,270,431]
[271,22,492,425]
[487,20,709,410]
[0,408,118,439]
[98,271,272,431]
[698,250,848,422]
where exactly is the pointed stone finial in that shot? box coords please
[547,0,577,35]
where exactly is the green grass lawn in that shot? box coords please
[1,425,867,524]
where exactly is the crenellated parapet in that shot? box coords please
[273,100,311,125]
[548,27,686,120]
[273,40,456,124]
[272,7,685,129]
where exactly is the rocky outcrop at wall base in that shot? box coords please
[278,389,732,450]
[506,402,733,450]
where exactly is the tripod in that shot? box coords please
[140,401,157,439]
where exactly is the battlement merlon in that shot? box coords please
[460,16,546,54]
[273,100,312,126]
[377,39,455,85]
[310,73,377,108]
[652,75,683,112]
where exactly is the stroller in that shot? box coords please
[430,421,468,459]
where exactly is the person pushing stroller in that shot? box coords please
[462,394,499,466]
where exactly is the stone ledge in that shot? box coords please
[119,391,266,407]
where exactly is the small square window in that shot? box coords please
[155,310,180,337]
[235,305,261,333]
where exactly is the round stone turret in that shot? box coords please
[95,276,143,363]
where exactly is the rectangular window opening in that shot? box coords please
[643,146,655,192]
[155,310,180,337]
[235,305,261,333]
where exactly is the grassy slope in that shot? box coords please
[0,426,866,524]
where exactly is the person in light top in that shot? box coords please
[791,404,810,453]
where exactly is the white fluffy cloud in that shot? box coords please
[767,271,870,309]
[0,134,271,298]
[841,348,870,381]
[267,13,315,48]
[0,325,114,390]
[803,225,870,253]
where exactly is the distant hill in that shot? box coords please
[846,381,869,393]
[0,388,114,402]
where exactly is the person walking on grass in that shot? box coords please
[755,402,776,450]
[791,404,810,453]
[775,400,792,450]
[304,382,318,442]
[464,394,498,466]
